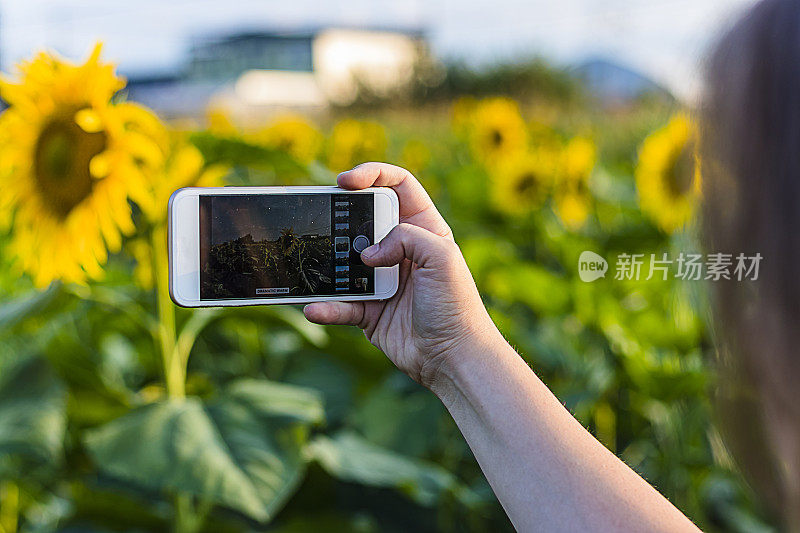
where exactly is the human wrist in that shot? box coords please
[420,322,514,404]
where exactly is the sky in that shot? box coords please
[0,0,757,99]
[210,195,331,244]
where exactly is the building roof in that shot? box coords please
[189,24,427,48]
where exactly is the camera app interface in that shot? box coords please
[199,193,374,300]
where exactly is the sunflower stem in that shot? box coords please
[152,225,199,531]
[152,224,185,399]
[173,493,206,533]
[0,480,19,533]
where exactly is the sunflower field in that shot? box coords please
[0,45,773,532]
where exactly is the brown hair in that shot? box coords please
[702,0,800,527]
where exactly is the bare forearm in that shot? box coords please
[427,331,700,532]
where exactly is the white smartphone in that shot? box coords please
[168,186,399,307]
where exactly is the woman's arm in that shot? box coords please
[305,162,700,532]
[428,330,699,532]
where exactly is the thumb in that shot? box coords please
[361,223,455,268]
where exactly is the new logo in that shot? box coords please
[578,251,608,282]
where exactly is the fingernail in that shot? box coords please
[361,243,379,258]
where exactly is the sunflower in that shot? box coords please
[562,136,596,178]
[249,114,322,164]
[399,139,432,175]
[635,113,701,233]
[468,97,528,167]
[141,140,227,223]
[554,137,596,230]
[130,140,227,289]
[205,105,238,136]
[0,43,166,287]
[491,148,558,215]
[327,119,387,171]
[450,96,477,138]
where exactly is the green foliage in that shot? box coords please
[85,380,323,522]
[0,285,62,332]
[307,431,466,508]
[0,78,775,532]
[425,58,581,104]
[343,56,582,109]
[0,355,66,477]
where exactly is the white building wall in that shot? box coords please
[313,28,419,105]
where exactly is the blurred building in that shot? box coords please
[126,27,428,123]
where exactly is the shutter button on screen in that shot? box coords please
[353,235,371,253]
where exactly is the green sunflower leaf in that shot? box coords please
[84,379,324,523]
[0,355,67,476]
[306,431,471,507]
[0,284,62,334]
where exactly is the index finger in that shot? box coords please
[337,162,451,238]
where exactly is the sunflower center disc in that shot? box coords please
[665,142,695,199]
[34,109,107,218]
[516,173,538,195]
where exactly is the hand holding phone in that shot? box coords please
[303,163,501,388]
[169,186,399,306]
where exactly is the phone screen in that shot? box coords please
[199,193,374,300]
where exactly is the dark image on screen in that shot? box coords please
[200,193,374,300]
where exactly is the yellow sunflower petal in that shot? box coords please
[75,108,104,133]
[89,151,112,178]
